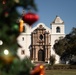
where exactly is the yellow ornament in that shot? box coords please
[14,0,19,3]
[19,19,24,32]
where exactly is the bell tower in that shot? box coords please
[51,16,65,34]
[50,16,65,63]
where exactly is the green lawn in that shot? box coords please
[45,70,76,75]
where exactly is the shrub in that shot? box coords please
[49,55,56,65]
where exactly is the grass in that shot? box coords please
[45,69,76,75]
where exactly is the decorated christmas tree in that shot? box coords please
[0,0,37,52]
[0,0,38,75]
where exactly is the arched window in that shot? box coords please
[56,27,60,33]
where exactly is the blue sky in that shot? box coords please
[34,0,76,34]
[17,0,76,34]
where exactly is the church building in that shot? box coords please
[17,16,65,64]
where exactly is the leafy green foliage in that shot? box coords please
[0,0,37,52]
[49,55,56,65]
[0,57,34,75]
[0,0,37,75]
[53,27,76,62]
[53,37,67,56]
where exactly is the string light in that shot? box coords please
[4,49,9,55]
[0,40,3,45]
[40,65,43,69]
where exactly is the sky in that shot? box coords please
[34,0,76,34]
[17,0,76,34]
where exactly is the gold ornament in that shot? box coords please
[14,0,19,3]
[19,19,24,32]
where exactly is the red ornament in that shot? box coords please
[30,64,45,75]
[22,12,39,26]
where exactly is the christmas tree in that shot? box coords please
[0,0,37,75]
[0,0,37,52]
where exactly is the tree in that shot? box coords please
[0,57,34,75]
[53,37,67,56]
[0,0,37,52]
[53,27,76,63]
[0,0,37,75]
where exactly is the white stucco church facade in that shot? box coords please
[17,16,65,64]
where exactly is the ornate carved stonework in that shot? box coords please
[30,25,51,62]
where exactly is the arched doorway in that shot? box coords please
[38,49,44,61]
